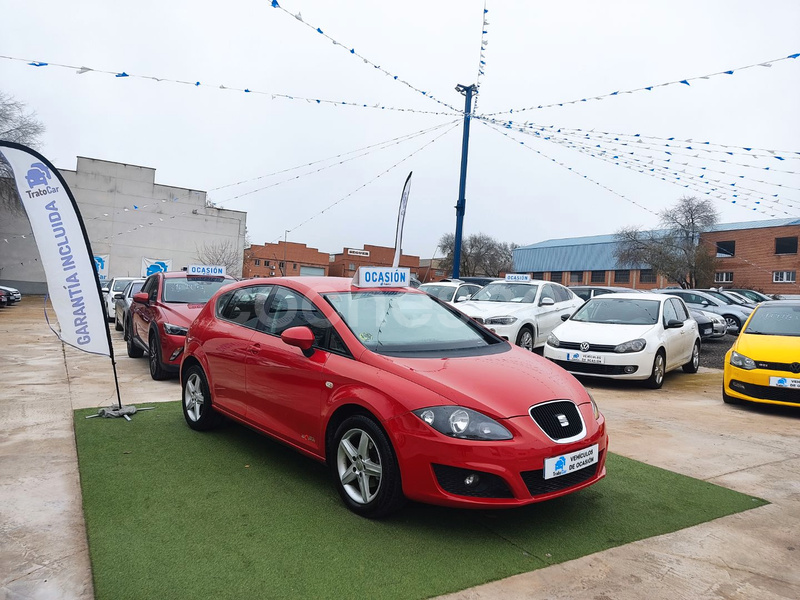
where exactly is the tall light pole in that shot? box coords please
[452,83,476,279]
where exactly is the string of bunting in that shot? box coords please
[211,120,458,204]
[472,2,489,113]
[0,54,458,117]
[501,122,799,216]
[479,120,659,216]
[269,1,460,113]
[266,122,460,243]
[480,52,800,117]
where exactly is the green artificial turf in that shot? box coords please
[74,403,766,600]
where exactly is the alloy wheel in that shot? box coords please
[336,428,383,505]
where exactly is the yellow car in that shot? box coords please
[724,300,800,407]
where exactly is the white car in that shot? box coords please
[419,280,482,305]
[103,277,139,322]
[544,293,701,388]
[0,285,22,303]
[458,278,583,351]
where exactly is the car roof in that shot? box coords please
[588,292,673,301]
[420,281,463,287]
[235,276,421,295]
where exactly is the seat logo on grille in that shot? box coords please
[579,342,590,352]
[557,414,569,427]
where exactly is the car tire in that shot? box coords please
[330,414,405,518]
[682,341,700,373]
[182,365,223,430]
[515,326,535,352]
[148,331,170,380]
[724,315,741,334]
[126,319,144,358]
[722,386,743,405]
[114,313,123,331]
[645,350,666,389]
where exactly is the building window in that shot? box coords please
[714,272,734,283]
[279,261,284,269]
[614,270,630,284]
[349,263,356,270]
[265,260,270,266]
[435,270,444,276]
[254,259,261,266]
[775,237,798,255]
[716,241,735,257]
[549,271,563,283]
[639,269,656,283]
[774,271,796,283]
[590,270,605,283]
[569,271,583,283]
[532,272,544,280]
[293,263,298,270]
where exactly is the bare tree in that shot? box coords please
[0,91,46,212]
[194,240,242,277]
[437,232,516,277]
[614,196,719,288]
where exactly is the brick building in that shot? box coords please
[328,245,420,279]
[419,258,448,283]
[513,219,800,296]
[242,241,329,279]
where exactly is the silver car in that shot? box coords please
[657,289,752,333]
[114,279,145,333]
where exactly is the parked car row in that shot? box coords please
[0,285,23,308]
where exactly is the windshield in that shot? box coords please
[704,290,738,305]
[470,283,538,303]
[113,279,132,292]
[737,290,768,302]
[324,290,500,355]
[744,305,800,336]
[162,276,231,303]
[419,285,456,302]
[572,298,661,325]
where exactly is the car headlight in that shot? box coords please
[547,333,560,347]
[484,316,517,326]
[730,351,756,370]
[163,323,189,336]
[413,406,512,440]
[614,338,646,353]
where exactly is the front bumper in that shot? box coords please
[388,405,608,508]
[159,332,186,372]
[724,362,800,407]
[543,346,653,380]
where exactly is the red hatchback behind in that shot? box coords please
[181,277,608,517]
[128,271,235,380]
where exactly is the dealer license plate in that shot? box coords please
[565,351,604,364]
[543,444,599,480]
[769,376,800,389]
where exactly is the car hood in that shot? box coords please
[734,333,800,362]
[364,348,590,418]
[458,301,536,319]
[158,302,206,327]
[552,320,655,343]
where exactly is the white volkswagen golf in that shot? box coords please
[458,275,583,351]
[544,293,701,389]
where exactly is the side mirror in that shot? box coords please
[666,319,684,329]
[455,294,470,302]
[701,300,710,306]
[132,292,150,305]
[281,326,316,357]
[561,314,570,322]
[113,293,124,300]
[101,287,109,294]
[540,297,555,306]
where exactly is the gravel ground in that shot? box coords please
[699,333,736,370]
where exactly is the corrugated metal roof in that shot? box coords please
[513,218,799,272]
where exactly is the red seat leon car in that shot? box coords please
[181,276,608,518]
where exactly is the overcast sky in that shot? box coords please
[2,0,799,260]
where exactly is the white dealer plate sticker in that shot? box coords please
[565,351,604,364]
[769,376,800,389]
[544,444,599,480]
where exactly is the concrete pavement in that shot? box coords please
[1,298,798,599]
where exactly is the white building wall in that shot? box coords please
[0,157,246,293]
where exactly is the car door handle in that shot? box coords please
[247,343,261,355]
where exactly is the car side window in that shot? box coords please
[140,276,158,301]
[540,284,556,303]
[662,299,678,326]
[219,286,274,330]
[671,298,690,321]
[554,284,571,303]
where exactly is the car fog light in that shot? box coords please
[731,380,746,391]
[624,366,636,374]
[449,409,469,434]
[464,474,480,487]
[420,410,435,425]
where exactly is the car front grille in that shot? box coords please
[558,341,618,352]
[432,464,513,498]
[729,380,800,404]
[753,361,800,374]
[552,359,636,376]
[529,400,584,440]
[521,451,603,496]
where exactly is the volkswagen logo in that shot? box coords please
[792,362,800,374]
[579,342,590,352]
